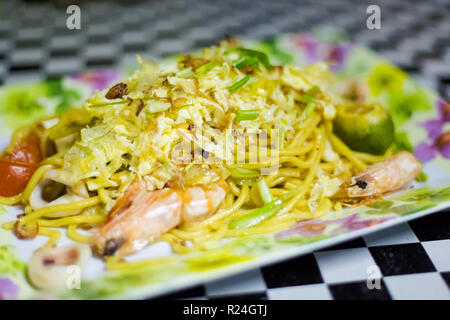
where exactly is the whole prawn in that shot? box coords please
[346,151,422,197]
[92,180,228,256]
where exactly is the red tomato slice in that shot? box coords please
[3,133,42,165]
[0,133,42,197]
[0,160,38,197]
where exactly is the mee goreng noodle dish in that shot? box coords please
[0,38,422,290]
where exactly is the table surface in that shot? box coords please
[1,0,449,300]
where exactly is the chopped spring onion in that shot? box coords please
[303,102,316,118]
[176,67,195,78]
[236,109,259,121]
[257,178,273,204]
[302,86,320,103]
[234,55,259,70]
[195,62,216,75]
[229,75,251,93]
[234,48,273,70]
[229,198,283,229]
[230,168,260,179]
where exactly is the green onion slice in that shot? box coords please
[230,168,260,179]
[303,102,316,118]
[257,178,273,204]
[236,109,259,121]
[195,62,216,75]
[234,48,273,70]
[229,75,252,93]
[229,198,283,229]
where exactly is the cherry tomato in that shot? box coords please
[0,160,38,197]
[0,133,42,197]
[3,133,42,165]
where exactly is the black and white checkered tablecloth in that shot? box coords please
[1,0,449,300]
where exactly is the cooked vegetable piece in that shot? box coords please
[303,102,316,118]
[234,48,273,70]
[257,178,273,204]
[0,132,42,197]
[229,198,283,229]
[236,109,259,121]
[230,168,260,179]
[195,62,216,75]
[229,75,252,93]
[333,102,395,155]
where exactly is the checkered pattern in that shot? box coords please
[156,210,450,300]
[1,0,450,100]
[1,0,449,300]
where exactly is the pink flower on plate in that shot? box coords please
[71,70,119,91]
[0,278,18,300]
[415,99,450,162]
[292,34,321,64]
[291,33,351,71]
[325,43,352,72]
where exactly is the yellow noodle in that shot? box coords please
[21,196,100,223]
[0,193,23,206]
[67,224,92,243]
[21,164,53,203]
[352,148,393,163]
[37,214,105,227]
[279,142,314,156]
[286,112,320,149]
[38,227,61,250]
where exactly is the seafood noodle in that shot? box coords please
[0,38,421,283]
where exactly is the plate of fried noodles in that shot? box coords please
[0,32,449,299]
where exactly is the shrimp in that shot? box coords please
[346,151,422,197]
[92,181,228,256]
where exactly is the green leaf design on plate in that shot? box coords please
[0,79,84,130]
[47,79,82,113]
[65,263,184,299]
[382,87,433,127]
[390,200,435,216]
[0,246,26,275]
[0,83,49,129]
[368,63,407,96]
[392,186,450,203]
[255,39,295,66]
[368,200,394,210]
[276,234,328,245]
[392,131,414,153]
[186,250,253,272]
